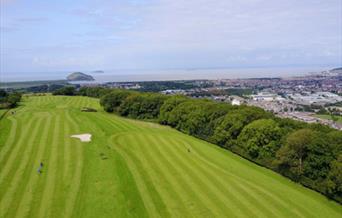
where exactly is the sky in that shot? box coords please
[0,0,341,73]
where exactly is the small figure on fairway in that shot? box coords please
[37,162,44,174]
[188,148,191,153]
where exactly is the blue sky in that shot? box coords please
[0,0,341,73]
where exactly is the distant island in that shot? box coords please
[91,70,104,74]
[67,72,95,81]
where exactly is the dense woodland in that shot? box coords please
[55,86,342,203]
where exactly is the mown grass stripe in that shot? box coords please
[27,115,56,217]
[112,135,171,218]
[63,111,72,181]
[145,134,215,217]
[0,117,44,217]
[180,136,313,218]
[89,113,124,132]
[63,109,84,218]
[115,133,227,217]
[37,115,61,218]
[0,116,26,166]
[50,110,67,217]
[14,115,52,218]
[154,134,245,217]
[0,117,18,161]
[102,113,141,131]
[0,116,37,190]
[172,137,276,218]
[131,134,193,218]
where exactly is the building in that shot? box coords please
[231,96,245,105]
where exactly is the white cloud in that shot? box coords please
[1,0,341,71]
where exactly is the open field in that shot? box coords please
[313,114,342,124]
[0,95,341,218]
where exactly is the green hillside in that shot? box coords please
[0,95,341,218]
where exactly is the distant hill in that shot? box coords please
[329,67,342,76]
[67,72,94,81]
[330,67,342,72]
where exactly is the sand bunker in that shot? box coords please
[71,134,92,142]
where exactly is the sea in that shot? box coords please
[0,66,333,83]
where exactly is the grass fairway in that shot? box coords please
[0,95,341,218]
[313,114,342,124]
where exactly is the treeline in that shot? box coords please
[52,86,108,98]
[0,89,22,109]
[137,81,199,92]
[189,88,253,98]
[54,86,342,203]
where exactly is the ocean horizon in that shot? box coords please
[0,66,335,83]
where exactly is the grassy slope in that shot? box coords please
[0,95,341,218]
[0,109,7,117]
[313,114,342,124]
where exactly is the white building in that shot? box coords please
[231,96,245,105]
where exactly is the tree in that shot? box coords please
[7,92,22,108]
[275,129,314,178]
[211,112,246,147]
[79,87,111,98]
[0,89,8,103]
[100,90,133,112]
[159,95,189,124]
[237,119,281,162]
[212,107,272,147]
[0,89,8,97]
[324,155,342,200]
[118,93,168,119]
[326,131,342,155]
[166,100,203,128]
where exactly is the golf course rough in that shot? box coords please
[0,95,341,218]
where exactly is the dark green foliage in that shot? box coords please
[52,86,76,96]
[237,119,281,162]
[118,93,168,119]
[212,107,272,147]
[0,90,22,108]
[0,89,8,98]
[78,87,111,98]
[23,84,65,93]
[159,95,189,124]
[138,81,198,92]
[189,88,252,98]
[170,101,233,139]
[100,90,135,112]
[165,99,201,128]
[325,155,342,202]
[275,129,314,178]
[7,92,22,108]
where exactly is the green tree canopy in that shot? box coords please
[238,119,281,161]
